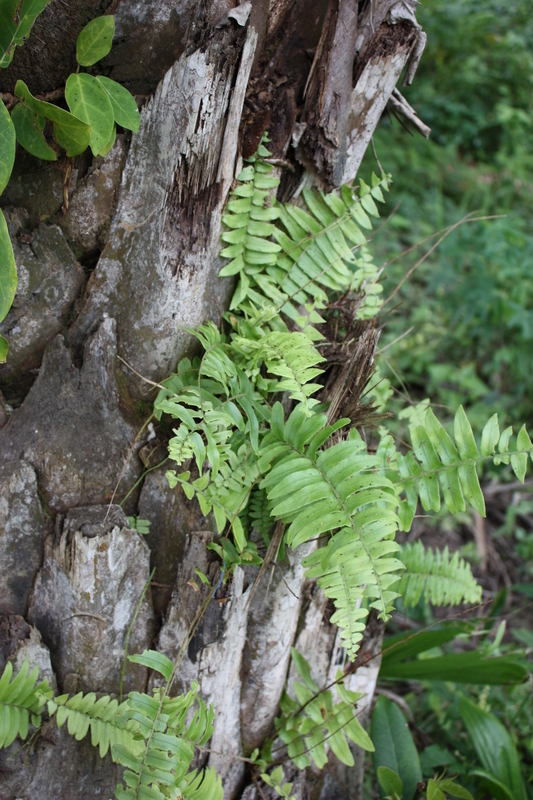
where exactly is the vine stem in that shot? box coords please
[120,567,155,701]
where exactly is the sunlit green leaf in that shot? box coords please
[76,14,114,66]
[94,76,140,133]
[0,98,16,192]
[65,73,114,156]
[0,208,17,331]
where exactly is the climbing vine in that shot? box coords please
[0,5,139,361]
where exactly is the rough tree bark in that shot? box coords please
[0,1,425,797]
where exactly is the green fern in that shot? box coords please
[47,691,142,760]
[231,329,325,412]
[274,648,374,770]
[396,541,482,607]
[219,135,282,311]
[248,487,275,544]
[391,406,533,531]
[259,404,403,658]
[272,178,389,323]
[220,134,389,328]
[112,652,222,800]
[0,660,52,748]
[0,654,222,800]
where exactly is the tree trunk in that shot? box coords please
[0,1,424,797]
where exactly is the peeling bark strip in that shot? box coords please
[343,19,419,181]
[297,0,359,189]
[69,20,257,397]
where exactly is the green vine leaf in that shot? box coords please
[65,73,114,156]
[0,0,52,67]
[14,80,91,156]
[0,208,17,360]
[10,102,56,161]
[95,75,140,133]
[0,98,16,192]
[76,14,115,66]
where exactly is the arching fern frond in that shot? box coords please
[48,691,142,760]
[274,649,373,770]
[259,403,403,659]
[271,178,389,323]
[113,656,221,800]
[219,135,282,311]
[396,541,482,608]
[389,406,533,532]
[0,660,51,748]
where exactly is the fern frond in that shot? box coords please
[113,678,218,800]
[219,135,282,311]
[383,407,533,532]
[396,541,482,607]
[0,660,51,748]
[48,691,143,760]
[232,329,325,413]
[249,487,274,543]
[259,404,403,658]
[271,178,390,323]
[275,650,373,770]
[181,767,223,800]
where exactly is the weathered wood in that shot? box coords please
[0,0,427,795]
[155,533,251,799]
[0,319,141,512]
[28,505,154,694]
[68,19,257,399]
[297,0,359,189]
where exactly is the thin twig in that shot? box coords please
[120,567,156,701]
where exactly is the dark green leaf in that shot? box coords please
[14,81,91,156]
[459,697,527,800]
[11,102,56,161]
[381,624,468,667]
[371,696,422,800]
[0,0,51,67]
[380,652,528,684]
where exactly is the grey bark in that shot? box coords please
[0,0,425,797]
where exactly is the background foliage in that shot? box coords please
[362,0,533,429]
[361,0,533,794]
